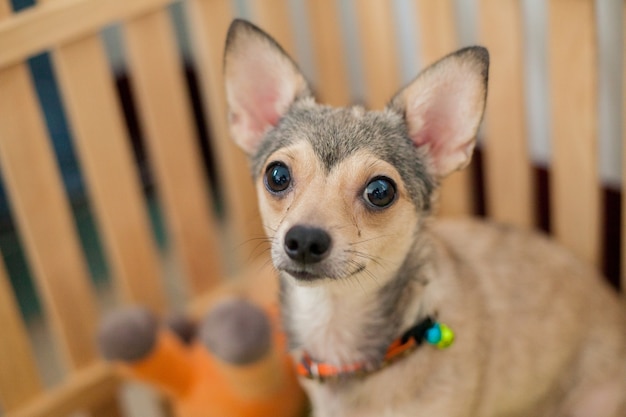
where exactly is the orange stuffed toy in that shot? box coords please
[98,298,307,417]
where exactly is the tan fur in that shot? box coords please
[258,142,626,417]
[224,19,626,417]
[257,143,626,417]
[259,143,419,289]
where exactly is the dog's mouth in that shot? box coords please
[283,269,323,281]
[280,263,367,282]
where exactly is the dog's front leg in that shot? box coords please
[304,381,478,417]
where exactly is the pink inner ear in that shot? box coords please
[247,88,282,133]
[231,74,287,141]
[225,24,310,154]
[404,77,481,176]
[409,93,459,156]
[231,51,300,139]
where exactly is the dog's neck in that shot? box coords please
[280,233,435,369]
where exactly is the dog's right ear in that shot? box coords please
[224,19,310,155]
[388,47,489,179]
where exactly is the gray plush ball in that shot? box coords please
[98,306,158,362]
[199,298,271,365]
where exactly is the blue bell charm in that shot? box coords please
[425,322,455,349]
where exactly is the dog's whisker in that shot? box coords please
[256,256,277,275]
[345,249,388,270]
[249,246,274,264]
[345,249,386,263]
[348,234,394,246]
[247,239,272,256]
[239,236,273,261]
[262,223,278,233]
[234,235,271,245]
[329,224,353,232]
[358,261,381,283]
[236,237,275,264]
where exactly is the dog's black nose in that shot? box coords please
[284,226,331,263]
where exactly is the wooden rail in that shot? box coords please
[0,0,174,67]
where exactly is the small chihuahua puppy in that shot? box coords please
[224,19,626,417]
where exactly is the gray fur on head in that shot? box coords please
[226,22,489,216]
[98,306,158,363]
[251,101,436,212]
[198,298,272,365]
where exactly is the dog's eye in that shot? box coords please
[264,162,291,194]
[364,177,396,208]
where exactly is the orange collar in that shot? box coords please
[296,316,454,382]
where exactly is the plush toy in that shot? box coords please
[98,298,307,417]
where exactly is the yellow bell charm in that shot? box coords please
[425,322,455,349]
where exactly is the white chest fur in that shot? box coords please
[288,281,386,366]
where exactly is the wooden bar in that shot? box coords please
[0,0,175,68]
[0,2,43,413]
[0,255,42,412]
[0,62,99,371]
[0,0,9,18]
[479,0,534,228]
[622,0,626,292]
[186,0,264,268]
[52,35,168,313]
[124,9,224,295]
[1,3,123,415]
[354,0,402,109]
[548,0,600,265]
[7,362,119,417]
[305,0,351,106]
[416,0,457,63]
[416,0,475,217]
[249,0,296,58]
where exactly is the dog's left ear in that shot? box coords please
[388,47,489,178]
[224,19,311,155]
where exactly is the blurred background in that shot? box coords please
[0,0,623,415]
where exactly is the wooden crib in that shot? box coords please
[0,0,623,416]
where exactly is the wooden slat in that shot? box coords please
[0,5,122,416]
[51,35,167,313]
[354,0,402,109]
[0,0,175,68]
[124,9,223,295]
[0,255,42,411]
[249,0,297,58]
[0,61,122,417]
[416,0,457,64]
[0,0,9,18]
[622,0,626,292]
[0,63,99,371]
[41,8,125,413]
[416,0,475,217]
[7,362,119,417]
[479,0,534,228]
[186,0,264,268]
[548,0,600,265]
[305,0,351,106]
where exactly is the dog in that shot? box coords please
[223,19,626,417]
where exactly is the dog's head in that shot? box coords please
[224,19,488,288]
